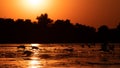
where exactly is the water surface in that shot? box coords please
[0,43,120,68]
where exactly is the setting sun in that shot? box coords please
[21,0,50,10]
[27,0,40,6]
[25,0,44,8]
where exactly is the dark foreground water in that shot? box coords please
[0,43,120,68]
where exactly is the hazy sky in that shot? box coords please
[0,0,120,28]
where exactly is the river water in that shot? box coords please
[0,43,120,68]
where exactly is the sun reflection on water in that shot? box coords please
[31,44,39,47]
[28,57,43,68]
[28,66,37,68]
[30,60,38,64]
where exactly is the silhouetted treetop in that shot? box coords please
[117,22,120,30]
[98,25,109,32]
[36,13,53,27]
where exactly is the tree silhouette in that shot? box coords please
[74,23,96,42]
[5,18,14,24]
[98,25,109,42]
[15,19,24,24]
[36,13,53,28]
[116,23,120,42]
[0,13,120,43]
[24,19,32,25]
[117,22,120,30]
[0,18,5,23]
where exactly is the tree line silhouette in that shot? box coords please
[0,13,120,43]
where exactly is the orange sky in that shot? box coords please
[0,0,120,28]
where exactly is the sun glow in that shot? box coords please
[26,0,42,7]
[20,0,51,11]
